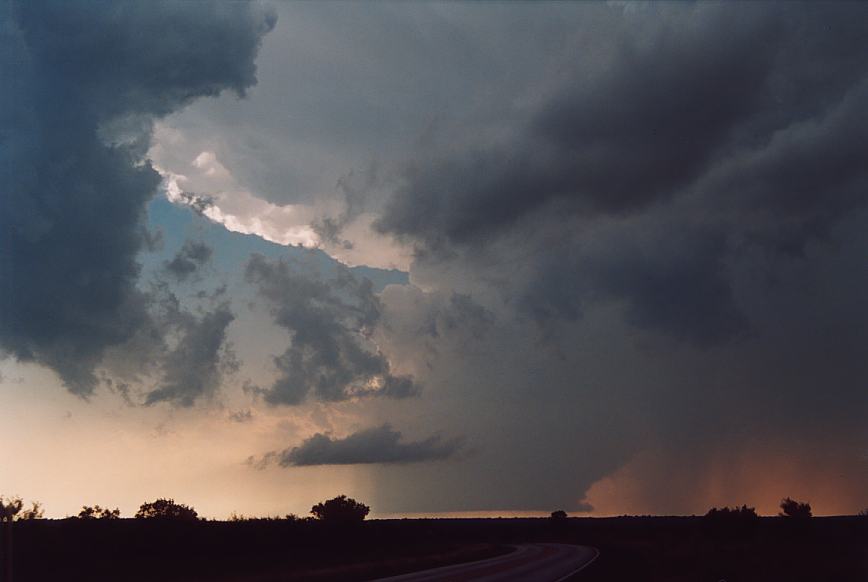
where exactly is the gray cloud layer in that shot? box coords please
[260,425,462,467]
[0,1,274,395]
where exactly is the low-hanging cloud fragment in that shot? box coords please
[143,302,236,407]
[252,424,462,467]
[229,409,253,423]
[163,240,213,282]
[0,1,275,395]
[96,279,238,407]
[245,254,418,405]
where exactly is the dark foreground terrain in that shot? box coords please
[6,515,867,581]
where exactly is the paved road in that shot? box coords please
[374,543,599,582]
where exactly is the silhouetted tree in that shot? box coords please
[550,509,568,519]
[310,495,369,524]
[135,498,198,521]
[78,505,120,520]
[1,496,23,582]
[779,497,812,518]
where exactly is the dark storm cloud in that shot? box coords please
[350,3,868,514]
[373,6,775,245]
[164,240,213,281]
[374,3,868,345]
[515,223,749,345]
[260,424,462,467]
[245,254,418,405]
[0,1,274,394]
[701,76,868,255]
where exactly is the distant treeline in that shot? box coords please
[6,492,864,523]
[0,494,372,523]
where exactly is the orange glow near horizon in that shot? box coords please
[582,440,868,517]
[3,364,866,520]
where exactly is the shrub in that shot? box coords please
[1,497,44,521]
[19,501,44,520]
[310,495,370,524]
[135,498,198,521]
[228,512,287,522]
[704,505,758,520]
[779,497,812,519]
[550,510,568,519]
[704,504,759,539]
[79,505,120,520]
[0,496,23,522]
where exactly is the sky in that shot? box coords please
[1,1,867,519]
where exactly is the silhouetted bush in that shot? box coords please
[0,496,23,522]
[79,505,120,520]
[550,510,568,519]
[228,512,288,522]
[135,498,198,521]
[703,504,759,539]
[704,505,758,520]
[310,495,370,524]
[779,497,812,519]
[1,497,43,521]
[19,501,44,520]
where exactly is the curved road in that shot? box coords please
[374,543,599,582]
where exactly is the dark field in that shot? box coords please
[6,516,867,581]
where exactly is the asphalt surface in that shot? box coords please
[374,543,599,582]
